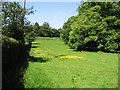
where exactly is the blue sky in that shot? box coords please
[25,2,81,29]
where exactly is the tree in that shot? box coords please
[36,22,60,37]
[51,28,60,37]
[43,22,50,27]
[33,22,40,36]
[2,2,24,41]
[60,16,77,44]
[39,25,51,37]
[61,2,120,52]
[2,2,35,44]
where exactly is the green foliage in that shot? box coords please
[43,22,50,27]
[2,35,18,47]
[2,1,35,44]
[33,22,60,37]
[61,2,120,52]
[39,25,51,37]
[60,16,77,43]
[2,2,24,40]
[24,24,35,44]
[33,22,40,36]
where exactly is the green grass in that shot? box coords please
[23,37,118,88]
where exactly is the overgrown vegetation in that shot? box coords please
[61,2,120,52]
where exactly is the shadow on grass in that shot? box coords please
[32,46,39,48]
[54,55,66,58]
[29,56,50,62]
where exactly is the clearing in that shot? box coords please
[23,37,118,88]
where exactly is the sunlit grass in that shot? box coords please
[23,37,118,88]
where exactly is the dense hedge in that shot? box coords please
[2,2,35,88]
[2,36,31,68]
[2,36,18,47]
[2,36,31,88]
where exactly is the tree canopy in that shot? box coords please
[33,22,60,37]
[61,2,120,52]
[2,2,35,44]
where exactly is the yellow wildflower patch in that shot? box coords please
[60,56,84,59]
[32,42,39,44]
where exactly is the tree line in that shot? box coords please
[33,22,60,37]
[60,2,120,52]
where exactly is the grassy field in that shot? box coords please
[23,37,118,88]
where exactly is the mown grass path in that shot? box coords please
[23,37,118,88]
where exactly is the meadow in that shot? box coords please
[23,37,118,88]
